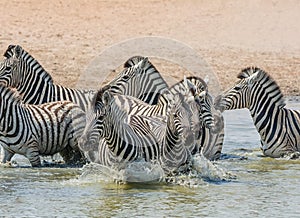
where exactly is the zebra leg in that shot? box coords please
[283,151,300,159]
[2,149,15,163]
[59,145,87,166]
[25,143,41,167]
[59,145,74,164]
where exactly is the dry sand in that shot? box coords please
[1,0,299,97]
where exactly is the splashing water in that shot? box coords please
[78,154,234,187]
[165,154,235,187]
[79,160,165,184]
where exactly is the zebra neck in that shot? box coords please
[20,52,54,84]
[17,56,54,104]
[249,83,285,143]
[17,80,53,105]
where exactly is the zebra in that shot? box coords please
[215,66,300,158]
[79,88,193,174]
[0,44,95,164]
[169,76,224,160]
[0,84,86,167]
[81,56,219,163]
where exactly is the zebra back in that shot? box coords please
[0,84,86,166]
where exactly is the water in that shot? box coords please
[0,100,299,217]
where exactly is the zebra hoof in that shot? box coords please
[283,152,300,160]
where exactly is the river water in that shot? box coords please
[0,100,299,218]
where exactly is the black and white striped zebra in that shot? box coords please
[0,44,95,164]
[215,67,300,158]
[0,84,86,167]
[79,88,192,174]
[169,76,224,160]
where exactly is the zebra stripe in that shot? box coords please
[0,85,86,167]
[215,66,300,158]
[80,56,172,163]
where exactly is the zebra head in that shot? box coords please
[215,67,269,111]
[79,85,110,152]
[1,45,23,86]
[184,76,215,129]
[0,45,38,88]
[171,93,196,145]
[0,57,20,87]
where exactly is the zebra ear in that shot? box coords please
[94,85,109,106]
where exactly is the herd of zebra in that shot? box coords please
[0,44,299,176]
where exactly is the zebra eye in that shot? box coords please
[233,86,242,91]
[123,75,130,81]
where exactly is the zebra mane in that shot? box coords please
[171,76,208,91]
[239,66,286,108]
[3,45,17,58]
[237,66,262,79]
[123,55,146,68]
[0,84,23,104]
[3,44,54,84]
